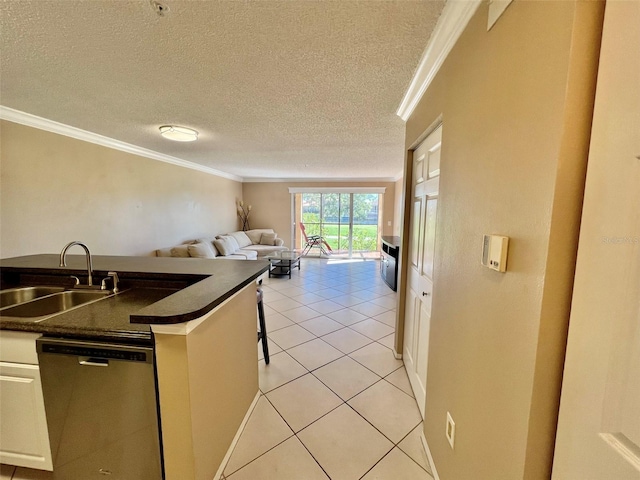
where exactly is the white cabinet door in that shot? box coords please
[0,361,53,470]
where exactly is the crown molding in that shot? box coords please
[0,106,243,182]
[242,177,397,183]
[288,187,386,194]
[396,0,482,121]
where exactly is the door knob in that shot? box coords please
[422,292,430,296]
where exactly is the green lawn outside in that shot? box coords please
[304,223,378,252]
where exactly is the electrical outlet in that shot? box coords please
[446,412,455,449]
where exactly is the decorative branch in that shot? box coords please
[237,201,252,231]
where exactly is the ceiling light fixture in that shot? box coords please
[159,125,199,142]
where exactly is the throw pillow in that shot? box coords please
[260,232,278,246]
[213,237,237,256]
[217,235,240,252]
[227,231,252,248]
[170,245,190,258]
[245,229,274,244]
[188,242,217,258]
[195,237,216,245]
[195,238,219,257]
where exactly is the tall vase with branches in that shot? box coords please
[237,201,252,231]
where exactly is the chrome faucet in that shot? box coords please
[59,241,94,287]
[101,271,120,293]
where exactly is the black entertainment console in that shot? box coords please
[380,236,400,291]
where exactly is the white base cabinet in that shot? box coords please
[0,332,53,471]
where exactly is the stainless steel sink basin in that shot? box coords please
[0,286,66,308]
[0,290,112,319]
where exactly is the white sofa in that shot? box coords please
[155,229,287,260]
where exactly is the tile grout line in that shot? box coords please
[239,258,420,479]
[268,356,420,450]
[355,444,396,480]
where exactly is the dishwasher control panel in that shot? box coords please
[38,338,152,363]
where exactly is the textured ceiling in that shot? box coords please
[0,0,444,181]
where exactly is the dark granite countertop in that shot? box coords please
[0,288,176,344]
[381,236,401,248]
[0,255,269,342]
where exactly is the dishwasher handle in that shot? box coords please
[79,357,109,367]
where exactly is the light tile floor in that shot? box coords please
[223,257,434,480]
[1,258,433,480]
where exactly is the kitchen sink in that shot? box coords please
[0,290,112,319]
[0,286,66,308]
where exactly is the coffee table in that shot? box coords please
[266,250,302,279]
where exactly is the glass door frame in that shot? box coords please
[290,187,386,258]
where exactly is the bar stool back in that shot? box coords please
[257,287,269,364]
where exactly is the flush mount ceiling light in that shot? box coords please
[159,125,199,142]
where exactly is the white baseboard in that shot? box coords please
[393,349,403,360]
[213,390,261,480]
[420,431,441,480]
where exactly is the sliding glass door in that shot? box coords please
[296,192,380,257]
[351,193,379,253]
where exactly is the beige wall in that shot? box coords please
[401,1,604,479]
[242,181,396,249]
[0,121,242,258]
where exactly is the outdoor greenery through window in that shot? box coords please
[300,192,380,255]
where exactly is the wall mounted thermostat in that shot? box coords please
[482,235,509,272]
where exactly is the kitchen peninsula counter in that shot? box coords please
[0,254,269,341]
[1,253,265,480]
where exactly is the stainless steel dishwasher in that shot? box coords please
[36,337,163,479]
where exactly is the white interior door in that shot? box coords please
[404,125,442,418]
[552,2,640,478]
